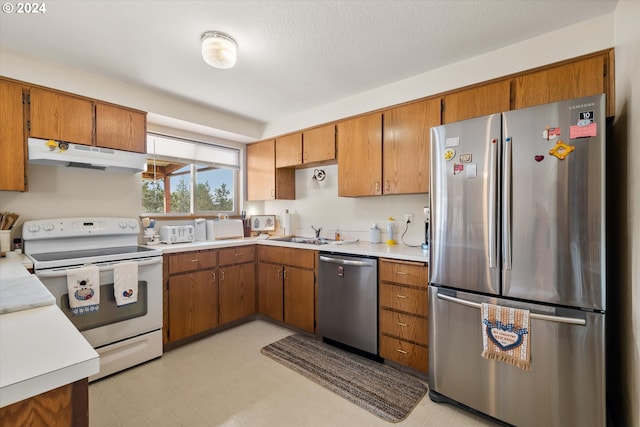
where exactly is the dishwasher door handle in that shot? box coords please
[319,255,374,267]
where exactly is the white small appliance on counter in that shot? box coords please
[206,219,244,240]
[159,225,195,244]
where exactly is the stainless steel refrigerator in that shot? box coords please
[428,94,606,427]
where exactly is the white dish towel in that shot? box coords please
[114,262,138,306]
[67,265,100,316]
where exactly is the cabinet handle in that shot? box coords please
[396,322,408,327]
[396,295,409,299]
[384,180,390,191]
[212,272,216,282]
[277,268,282,279]
[375,181,380,192]
[221,271,225,281]
[396,349,408,354]
[191,259,199,263]
[284,269,288,280]
[395,271,409,275]
[271,189,275,198]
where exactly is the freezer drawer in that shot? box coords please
[428,286,605,427]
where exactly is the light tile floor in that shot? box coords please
[89,320,500,427]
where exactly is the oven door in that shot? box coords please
[34,256,163,349]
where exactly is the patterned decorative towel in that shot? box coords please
[67,265,100,316]
[481,303,531,371]
[114,262,138,306]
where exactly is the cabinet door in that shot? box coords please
[247,141,295,200]
[284,267,315,333]
[95,103,146,153]
[257,262,283,321]
[303,124,336,164]
[219,263,256,324]
[337,113,382,197]
[29,87,93,146]
[168,270,218,342]
[513,55,606,111]
[275,133,302,168]
[0,80,26,191]
[443,80,511,124]
[382,99,440,194]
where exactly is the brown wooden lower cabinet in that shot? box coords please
[0,379,89,427]
[168,269,218,342]
[379,335,428,373]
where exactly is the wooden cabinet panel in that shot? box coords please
[258,246,316,269]
[257,262,283,321]
[379,310,427,345]
[247,140,295,200]
[382,98,440,194]
[167,250,217,274]
[337,113,383,196]
[29,87,94,146]
[168,269,218,342]
[284,267,315,333]
[0,80,26,191]
[379,284,428,315]
[219,263,256,324]
[95,102,146,153]
[219,246,255,266]
[303,124,336,164]
[513,55,606,111]
[379,335,428,373]
[379,259,428,288]
[443,80,511,124]
[275,132,302,168]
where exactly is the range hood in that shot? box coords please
[28,138,147,173]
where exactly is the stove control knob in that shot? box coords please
[28,224,41,233]
[128,220,137,229]
[119,220,128,229]
[43,223,55,231]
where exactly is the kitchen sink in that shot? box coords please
[270,236,334,245]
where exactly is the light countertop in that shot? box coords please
[0,256,99,408]
[156,237,429,263]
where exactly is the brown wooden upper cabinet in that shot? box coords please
[95,102,146,153]
[0,79,27,191]
[247,139,295,200]
[29,86,147,153]
[29,87,94,146]
[512,53,612,115]
[275,124,336,168]
[382,98,441,194]
[442,80,511,124]
[337,112,383,197]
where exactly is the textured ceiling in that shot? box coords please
[0,0,617,138]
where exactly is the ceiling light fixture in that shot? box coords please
[201,31,237,69]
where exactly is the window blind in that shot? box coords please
[147,133,240,169]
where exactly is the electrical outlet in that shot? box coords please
[405,214,413,224]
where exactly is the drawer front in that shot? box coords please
[258,246,288,264]
[379,259,428,288]
[259,246,316,269]
[379,284,428,315]
[219,246,256,266]
[379,335,428,373]
[168,250,217,274]
[379,309,428,345]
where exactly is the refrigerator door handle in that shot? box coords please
[503,136,513,270]
[489,136,498,269]
[436,293,586,326]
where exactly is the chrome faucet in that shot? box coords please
[311,226,322,238]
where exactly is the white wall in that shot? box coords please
[611,2,640,426]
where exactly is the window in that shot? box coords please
[142,133,240,215]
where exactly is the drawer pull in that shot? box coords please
[396,349,408,354]
[396,271,409,275]
[396,322,408,327]
[396,295,409,299]
[191,259,200,263]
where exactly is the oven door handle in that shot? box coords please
[35,257,162,278]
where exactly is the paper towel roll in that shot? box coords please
[282,212,291,236]
[206,220,215,241]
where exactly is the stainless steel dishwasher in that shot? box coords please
[317,252,378,355]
